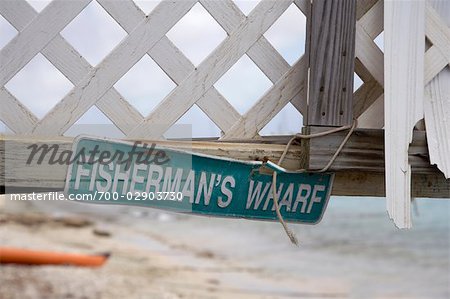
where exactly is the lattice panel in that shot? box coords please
[1,0,449,139]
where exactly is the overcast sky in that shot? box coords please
[0,0,370,138]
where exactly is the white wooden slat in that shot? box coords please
[425,45,449,84]
[0,0,91,86]
[353,81,383,118]
[351,0,385,127]
[0,0,42,134]
[384,0,425,228]
[349,0,385,122]
[293,0,308,15]
[355,22,384,86]
[425,5,450,90]
[222,57,306,139]
[425,1,450,179]
[0,88,37,134]
[201,0,290,83]
[129,0,292,138]
[425,72,450,178]
[2,0,143,135]
[98,0,240,132]
[195,89,241,133]
[358,0,383,39]
[97,89,144,133]
[354,52,377,83]
[148,37,193,84]
[32,0,196,136]
[0,0,34,29]
[97,0,193,83]
[246,36,291,84]
[290,90,307,116]
[426,3,450,64]
[357,95,384,129]
[1,0,91,86]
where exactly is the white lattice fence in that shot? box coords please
[0,0,449,140]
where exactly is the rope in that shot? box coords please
[271,119,358,245]
[272,171,299,245]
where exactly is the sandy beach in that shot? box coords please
[0,196,449,299]
[0,196,347,299]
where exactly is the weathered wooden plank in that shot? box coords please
[332,171,449,198]
[290,91,307,117]
[307,128,435,173]
[32,0,196,136]
[426,3,450,65]
[425,45,449,85]
[353,79,384,118]
[356,94,384,129]
[357,0,383,39]
[129,0,292,138]
[0,136,303,190]
[1,135,448,198]
[0,0,91,86]
[201,0,291,83]
[222,57,307,139]
[97,0,194,85]
[356,0,379,21]
[307,0,357,126]
[384,0,425,228]
[98,0,241,132]
[424,4,450,87]
[196,90,241,133]
[0,88,37,134]
[353,56,384,129]
[100,0,294,134]
[355,22,384,86]
[424,1,450,179]
[1,0,144,135]
[293,0,308,16]
[351,0,386,123]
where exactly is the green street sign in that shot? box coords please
[64,136,334,224]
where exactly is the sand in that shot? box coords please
[0,198,346,299]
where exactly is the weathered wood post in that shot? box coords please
[303,0,357,173]
[306,0,357,127]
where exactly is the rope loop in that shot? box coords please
[271,119,358,245]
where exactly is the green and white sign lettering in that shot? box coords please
[64,137,334,224]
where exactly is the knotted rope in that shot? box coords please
[271,119,358,245]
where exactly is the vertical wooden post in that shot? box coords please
[384,1,425,229]
[306,0,357,126]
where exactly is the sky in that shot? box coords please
[0,0,371,138]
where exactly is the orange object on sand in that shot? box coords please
[0,247,109,267]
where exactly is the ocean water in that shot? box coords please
[293,197,450,298]
[135,197,450,298]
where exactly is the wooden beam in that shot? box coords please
[0,136,305,191]
[306,128,437,173]
[307,0,357,126]
[305,127,449,198]
[1,134,448,198]
[333,171,449,198]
